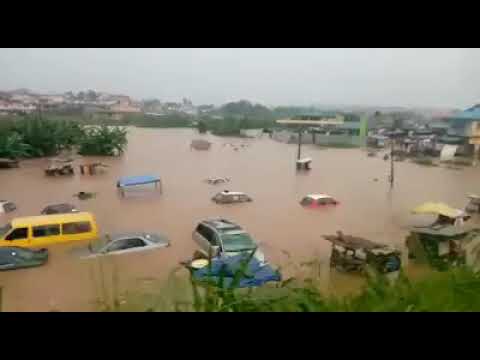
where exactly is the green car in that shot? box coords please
[0,247,48,271]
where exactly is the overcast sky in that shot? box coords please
[1,48,479,108]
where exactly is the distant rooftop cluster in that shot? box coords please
[0,88,203,119]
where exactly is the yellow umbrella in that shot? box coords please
[412,202,463,218]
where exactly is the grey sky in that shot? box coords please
[1,48,479,108]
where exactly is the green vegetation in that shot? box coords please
[78,125,128,156]
[200,116,274,136]
[0,132,33,159]
[197,120,207,134]
[0,116,127,158]
[110,263,480,312]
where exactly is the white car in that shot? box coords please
[79,232,170,259]
[212,191,252,204]
[0,200,16,214]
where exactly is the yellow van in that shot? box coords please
[0,212,98,248]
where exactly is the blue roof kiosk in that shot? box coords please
[116,175,162,196]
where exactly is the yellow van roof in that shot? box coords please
[11,212,95,227]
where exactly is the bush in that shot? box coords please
[78,125,127,156]
[115,266,480,312]
[0,132,33,159]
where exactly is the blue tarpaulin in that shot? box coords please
[117,175,161,188]
[192,254,281,288]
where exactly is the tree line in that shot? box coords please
[0,116,127,159]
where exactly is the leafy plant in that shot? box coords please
[0,132,33,159]
[78,125,127,156]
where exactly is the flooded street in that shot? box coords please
[1,127,480,311]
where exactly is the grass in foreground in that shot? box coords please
[106,262,480,312]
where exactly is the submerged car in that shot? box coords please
[192,218,265,263]
[205,177,230,185]
[300,194,338,208]
[212,191,252,204]
[0,247,48,271]
[0,200,16,214]
[41,203,79,215]
[79,232,170,259]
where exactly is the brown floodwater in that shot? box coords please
[1,127,480,311]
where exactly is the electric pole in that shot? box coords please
[297,128,303,160]
[390,136,394,188]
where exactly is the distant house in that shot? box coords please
[274,112,368,147]
[442,105,480,157]
[0,99,36,114]
[97,95,142,120]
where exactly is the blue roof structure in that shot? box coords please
[117,175,160,188]
[455,106,480,120]
[446,106,480,137]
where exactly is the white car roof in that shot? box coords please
[296,157,312,163]
[305,194,334,200]
[219,191,246,196]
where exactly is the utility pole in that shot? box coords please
[389,135,395,189]
[297,128,303,160]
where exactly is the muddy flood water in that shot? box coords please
[1,127,480,311]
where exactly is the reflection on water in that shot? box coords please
[1,128,480,311]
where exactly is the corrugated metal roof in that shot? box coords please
[450,107,480,120]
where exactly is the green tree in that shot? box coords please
[78,125,127,156]
[0,132,33,159]
[197,120,207,133]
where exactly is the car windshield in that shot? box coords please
[0,223,12,237]
[222,232,257,252]
[89,238,109,253]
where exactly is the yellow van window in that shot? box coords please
[5,228,28,241]
[33,224,60,237]
[62,221,92,234]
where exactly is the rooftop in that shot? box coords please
[203,219,242,232]
[306,194,334,200]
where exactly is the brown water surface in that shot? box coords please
[1,128,479,311]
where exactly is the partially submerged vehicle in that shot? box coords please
[45,159,74,176]
[192,218,265,263]
[0,247,48,271]
[79,232,170,259]
[406,225,480,270]
[41,203,78,215]
[73,192,96,201]
[191,139,211,150]
[205,177,230,185]
[0,200,16,214]
[324,231,401,274]
[117,175,162,196]
[0,158,19,169]
[296,157,312,170]
[0,212,98,248]
[300,194,338,208]
[465,194,480,214]
[212,191,252,204]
